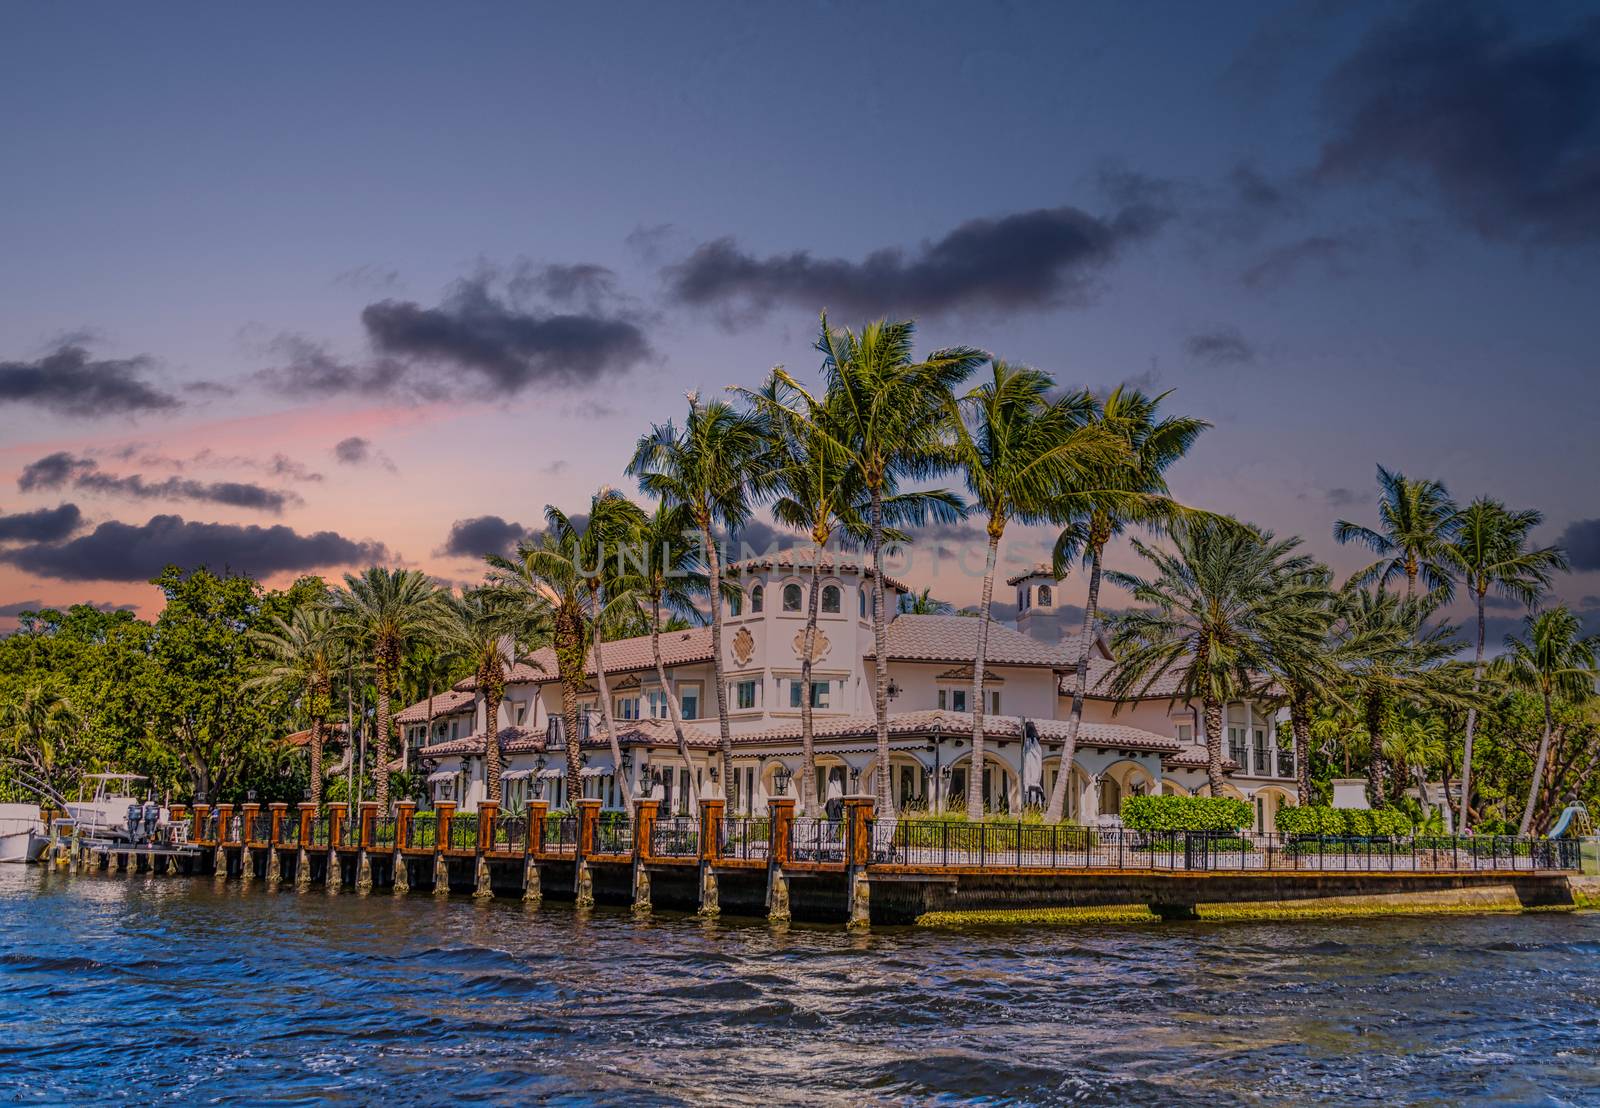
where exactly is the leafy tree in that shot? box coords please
[246,605,337,804]
[0,684,83,800]
[1444,498,1566,831]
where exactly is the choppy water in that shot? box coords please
[3,866,1599,1105]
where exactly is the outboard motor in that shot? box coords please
[127,802,143,841]
[143,801,160,842]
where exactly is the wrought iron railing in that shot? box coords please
[225,815,243,845]
[448,814,479,852]
[338,815,362,849]
[718,817,771,861]
[650,817,699,857]
[789,817,848,864]
[492,815,529,853]
[277,818,300,847]
[541,814,577,854]
[250,814,273,844]
[371,817,397,849]
[406,817,437,850]
[308,816,331,848]
[594,814,634,855]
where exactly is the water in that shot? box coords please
[3,867,1598,1105]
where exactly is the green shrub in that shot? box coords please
[1275,805,1345,835]
[1120,794,1250,832]
[1275,805,1414,836]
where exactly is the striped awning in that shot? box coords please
[501,768,532,781]
[426,770,455,784]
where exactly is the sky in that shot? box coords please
[2,0,1598,645]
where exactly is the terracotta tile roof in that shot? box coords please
[394,689,476,724]
[1161,748,1241,772]
[422,718,722,759]
[727,548,911,594]
[1068,659,1278,703]
[1004,563,1059,586]
[726,709,1180,754]
[459,628,713,690]
[868,615,1086,668]
[419,724,542,758]
[282,722,349,748]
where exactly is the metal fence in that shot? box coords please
[718,817,771,861]
[250,814,273,844]
[595,814,634,856]
[371,817,397,849]
[406,817,437,850]
[338,816,362,849]
[789,817,849,864]
[492,816,529,853]
[542,814,577,854]
[308,817,330,848]
[873,823,1582,873]
[651,817,699,858]
[277,818,299,847]
[448,814,479,852]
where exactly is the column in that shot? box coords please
[433,801,455,896]
[325,802,347,892]
[842,795,874,929]
[267,802,287,883]
[473,800,498,899]
[522,800,546,903]
[214,803,234,879]
[356,800,378,892]
[394,801,415,894]
[296,802,317,888]
[766,796,794,923]
[574,798,601,908]
[697,796,724,917]
[632,798,659,914]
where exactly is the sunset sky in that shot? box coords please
[3,1,1597,644]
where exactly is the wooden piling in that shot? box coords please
[433,801,455,897]
[698,797,724,918]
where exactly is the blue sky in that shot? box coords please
[2,0,1597,639]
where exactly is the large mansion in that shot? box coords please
[400,553,1299,832]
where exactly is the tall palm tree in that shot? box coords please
[1330,585,1470,806]
[1107,521,1319,795]
[738,371,962,816]
[1445,498,1566,831]
[627,395,765,801]
[565,491,649,807]
[948,360,1120,819]
[435,588,545,803]
[246,606,337,805]
[327,568,444,808]
[1334,465,1459,601]
[486,519,595,808]
[619,500,706,798]
[1043,387,1208,823]
[1492,607,1600,836]
[767,315,984,812]
[1253,565,1343,806]
[0,684,82,798]
[1381,709,1447,820]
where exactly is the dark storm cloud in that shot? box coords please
[1324,487,1363,508]
[1559,517,1600,571]
[362,276,653,391]
[509,262,620,308]
[0,344,184,418]
[0,514,387,582]
[1185,326,1257,366]
[1316,4,1600,243]
[662,200,1171,326]
[438,515,530,559]
[334,437,371,465]
[0,503,83,543]
[17,451,300,513]
[1240,234,1355,288]
[253,334,414,400]
[0,600,44,617]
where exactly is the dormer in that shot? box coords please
[1007,563,1065,643]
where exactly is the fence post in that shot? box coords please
[472,800,497,899]
[523,799,547,903]
[213,803,234,878]
[393,801,415,894]
[266,802,287,884]
[842,795,873,927]
[765,796,794,922]
[527,800,548,855]
[241,802,261,847]
[355,801,378,892]
[633,797,660,914]
[295,802,316,888]
[192,803,210,846]
[432,801,456,896]
[697,797,724,917]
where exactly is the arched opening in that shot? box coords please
[782,583,803,612]
[1037,584,1052,607]
[1159,779,1192,796]
[1253,786,1294,833]
[751,585,764,613]
[821,584,841,614]
[861,753,931,812]
[948,754,1018,815]
[1042,758,1091,821]
[812,755,849,817]
[728,589,742,616]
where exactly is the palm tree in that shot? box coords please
[948,360,1121,819]
[1331,585,1471,807]
[1254,565,1343,806]
[1492,607,1600,836]
[1381,709,1447,820]
[1445,498,1566,831]
[564,491,649,807]
[901,588,954,615]
[1043,387,1208,823]
[1310,703,1367,778]
[1334,465,1459,601]
[435,588,545,803]
[627,394,765,801]
[246,606,337,805]
[0,684,82,798]
[618,500,706,799]
[766,315,984,812]
[486,521,593,808]
[738,371,963,816]
[327,568,444,808]
[1108,521,1319,795]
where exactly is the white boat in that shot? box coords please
[0,803,47,864]
[64,772,150,844]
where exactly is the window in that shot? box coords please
[751,585,764,613]
[782,583,803,612]
[989,691,1001,715]
[860,590,867,617]
[1037,585,1052,607]
[616,696,640,721]
[647,689,670,719]
[1019,588,1029,611]
[937,689,968,712]
[679,684,700,720]
[729,589,742,616]
[735,679,757,710]
[1176,722,1194,744]
[821,584,841,613]
[790,679,829,708]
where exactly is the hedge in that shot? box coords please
[1275,805,1412,837]
[1120,794,1251,832]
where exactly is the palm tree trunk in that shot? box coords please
[309,716,324,807]
[1044,541,1103,823]
[561,674,583,809]
[484,693,501,803]
[1290,692,1312,807]
[799,555,823,819]
[1365,694,1386,808]
[1458,588,1486,833]
[701,522,734,802]
[590,587,630,809]
[1518,690,1555,837]
[967,528,1000,820]
[374,669,392,809]
[1204,697,1225,796]
[650,595,695,807]
[867,481,892,814]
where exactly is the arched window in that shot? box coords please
[821,584,841,613]
[782,583,803,612]
[860,589,867,617]
[750,585,764,613]
[1037,584,1052,607]
[728,589,742,616]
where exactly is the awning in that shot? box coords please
[426,770,456,784]
[536,768,563,779]
[579,766,609,778]
[501,768,532,781]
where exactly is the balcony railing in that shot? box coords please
[1253,748,1270,776]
